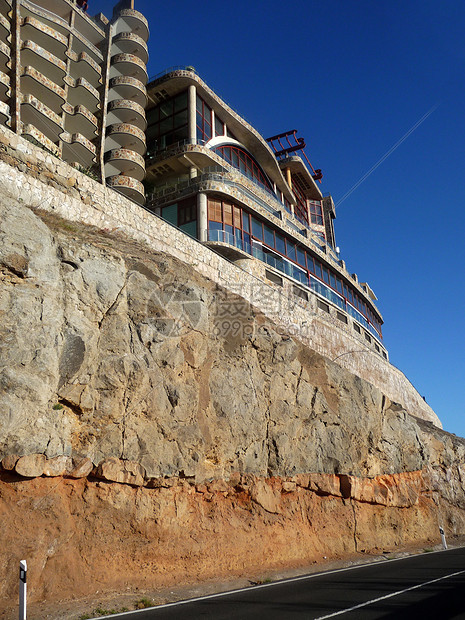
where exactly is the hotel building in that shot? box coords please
[144,68,386,357]
[0,0,386,357]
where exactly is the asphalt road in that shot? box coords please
[102,547,465,619]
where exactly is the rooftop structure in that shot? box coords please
[0,0,148,203]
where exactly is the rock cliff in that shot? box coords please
[1,177,465,617]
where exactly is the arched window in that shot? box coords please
[213,144,274,194]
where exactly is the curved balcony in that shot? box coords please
[21,0,69,37]
[104,148,145,181]
[110,53,148,85]
[111,32,148,64]
[105,123,146,155]
[0,1,11,19]
[21,122,61,157]
[0,99,10,124]
[0,39,9,74]
[0,13,11,43]
[71,29,103,64]
[113,9,149,43]
[21,65,66,114]
[20,40,66,85]
[67,50,102,85]
[106,173,145,204]
[108,75,147,108]
[21,16,68,58]
[21,93,63,141]
[106,98,146,130]
[63,102,98,137]
[0,69,10,100]
[61,131,96,168]
[66,76,100,112]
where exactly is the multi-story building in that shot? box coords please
[0,0,386,357]
[0,0,148,203]
[144,68,386,357]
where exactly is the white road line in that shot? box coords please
[94,547,458,619]
[314,568,465,619]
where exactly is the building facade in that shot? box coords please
[0,0,148,203]
[0,0,386,357]
[144,69,386,357]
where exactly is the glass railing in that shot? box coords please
[207,228,252,255]
[206,227,382,341]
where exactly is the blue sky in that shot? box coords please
[98,0,464,436]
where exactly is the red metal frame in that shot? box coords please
[266,130,322,182]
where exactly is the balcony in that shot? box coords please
[63,102,98,137]
[113,9,149,43]
[206,228,253,261]
[21,122,61,157]
[20,93,63,141]
[21,65,66,114]
[20,39,66,85]
[105,123,146,156]
[0,13,11,43]
[106,98,146,131]
[21,15,68,58]
[67,50,102,86]
[0,39,9,74]
[106,174,145,205]
[104,148,145,181]
[66,76,100,112]
[108,75,147,108]
[20,0,69,38]
[111,32,148,64]
[0,99,10,124]
[110,53,148,85]
[61,131,96,168]
[0,69,10,101]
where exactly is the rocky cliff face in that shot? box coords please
[1,194,465,617]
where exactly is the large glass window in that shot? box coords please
[309,200,324,226]
[291,176,310,226]
[196,94,212,143]
[160,198,197,237]
[213,145,274,194]
[205,196,382,337]
[146,91,188,154]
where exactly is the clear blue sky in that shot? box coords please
[97,0,465,437]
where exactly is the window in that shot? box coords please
[309,201,323,226]
[213,145,274,194]
[275,233,286,255]
[264,225,274,247]
[296,247,306,267]
[266,270,283,286]
[336,311,348,324]
[291,176,310,226]
[252,217,263,240]
[353,322,361,334]
[196,94,212,143]
[317,299,330,313]
[214,115,224,137]
[146,91,188,152]
[293,285,308,301]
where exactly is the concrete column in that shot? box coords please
[197,192,207,242]
[211,109,216,136]
[188,84,197,144]
[285,167,292,188]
